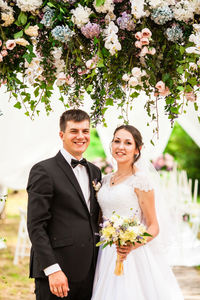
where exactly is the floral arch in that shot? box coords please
[0,0,200,127]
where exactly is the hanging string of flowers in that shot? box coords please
[0,0,199,126]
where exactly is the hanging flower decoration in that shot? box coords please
[0,0,199,126]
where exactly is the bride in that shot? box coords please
[91,125,184,300]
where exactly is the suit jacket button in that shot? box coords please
[81,243,85,247]
[53,237,56,240]
[90,212,93,217]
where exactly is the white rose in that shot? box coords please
[128,77,139,87]
[25,25,39,37]
[122,74,130,81]
[1,13,15,27]
[15,38,29,46]
[131,67,142,78]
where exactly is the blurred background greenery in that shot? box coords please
[165,122,200,195]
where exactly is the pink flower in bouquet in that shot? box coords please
[0,40,2,47]
[0,54,3,62]
[135,41,142,48]
[185,91,196,102]
[141,37,149,46]
[1,50,8,57]
[135,31,142,40]
[141,28,152,38]
[6,40,16,50]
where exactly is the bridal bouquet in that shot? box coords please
[96,211,151,275]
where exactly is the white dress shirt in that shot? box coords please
[44,148,90,276]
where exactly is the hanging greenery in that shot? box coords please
[0,0,199,126]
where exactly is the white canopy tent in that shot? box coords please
[0,89,199,190]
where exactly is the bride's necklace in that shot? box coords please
[111,171,134,185]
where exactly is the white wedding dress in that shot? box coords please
[91,171,184,300]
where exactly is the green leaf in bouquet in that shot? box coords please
[143,232,152,237]
[102,242,110,249]
[96,240,105,247]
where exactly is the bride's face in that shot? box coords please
[111,129,139,164]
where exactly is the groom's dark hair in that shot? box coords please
[60,109,90,132]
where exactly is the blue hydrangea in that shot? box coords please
[51,25,74,43]
[41,7,55,28]
[166,25,183,42]
[151,6,173,25]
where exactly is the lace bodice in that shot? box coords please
[97,171,153,220]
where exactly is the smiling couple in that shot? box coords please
[27,109,184,300]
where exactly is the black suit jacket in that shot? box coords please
[27,151,101,282]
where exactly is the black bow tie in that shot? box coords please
[71,158,87,168]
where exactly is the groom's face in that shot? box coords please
[59,120,90,159]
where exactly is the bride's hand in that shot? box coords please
[116,243,138,260]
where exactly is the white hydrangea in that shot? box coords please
[173,1,196,21]
[16,0,42,12]
[93,0,114,14]
[71,4,92,28]
[147,0,175,8]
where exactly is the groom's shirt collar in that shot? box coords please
[60,148,82,167]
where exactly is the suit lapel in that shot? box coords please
[55,152,89,213]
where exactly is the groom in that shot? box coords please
[27,109,101,300]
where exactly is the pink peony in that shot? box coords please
[185,92,196,102]
[0,54,3,62]
[135,41,142,48]
[6,40,16,50]
[135,31,142,40]
[141,28,152,38]
[141,37,149,46]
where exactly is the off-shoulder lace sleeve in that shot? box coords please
[132,172,154,192]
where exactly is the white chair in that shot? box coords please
[13,208,31,265]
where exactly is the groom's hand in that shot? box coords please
[48,270,70,298]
